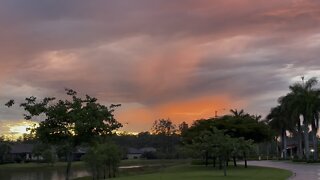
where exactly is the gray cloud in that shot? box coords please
[1,0,320,132]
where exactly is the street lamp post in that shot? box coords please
[215,108,226,118]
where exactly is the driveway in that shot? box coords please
[245,161,320,180]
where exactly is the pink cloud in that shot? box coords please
[1,0,320,134]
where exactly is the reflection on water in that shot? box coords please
[0,167,90,180]
[119,165,142,169]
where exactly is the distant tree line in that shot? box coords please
[113,118,189,159]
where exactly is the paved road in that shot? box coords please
[245,161,320,180]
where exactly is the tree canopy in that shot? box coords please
[6,89,122,180]
[184,111,271,144]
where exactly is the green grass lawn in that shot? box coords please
[116,165,291,180]
[0,160,292,180]
[76,164,292,180]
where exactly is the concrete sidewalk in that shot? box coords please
[244,161,320,180]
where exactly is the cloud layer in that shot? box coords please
[1,0,320,133]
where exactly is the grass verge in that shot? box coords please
[75,164,292,180]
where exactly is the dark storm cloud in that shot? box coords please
[1,0,320,132]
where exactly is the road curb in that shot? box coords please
[288,171,296,180]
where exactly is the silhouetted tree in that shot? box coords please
[6,89,122,180]
[230,109,247,118]
[152,118,177,154]
[152,118,176,135]
[178,121,189,135]
[267,105,293,160]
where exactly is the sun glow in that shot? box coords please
[9,125,29,134]
[0,120,38,140]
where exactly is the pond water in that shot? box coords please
[0,165,146,180]
[0,167,90,180]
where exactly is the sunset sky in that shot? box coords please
[1,0,320,137]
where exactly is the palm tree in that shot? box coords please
[279,93,304,160]
[267,105,293,160]
[230,109,249,118]
[289,77,320,161]
[252,115,262,121]
[307,88,320,161]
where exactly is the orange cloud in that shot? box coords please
[115,105,156,132]
[117,94,245,132]
[155,94,245,123]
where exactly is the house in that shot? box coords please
[283,134,315,159]
[126,147,156,159]
[9,143,42,162]
[140,147,156,153]
[127,148,142,159]
[8,143,89,162]
[73,147,87,161]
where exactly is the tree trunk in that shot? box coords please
[112,170,115,178]
[213,157,216,167]
[65,151,73,180]
[282,130,287,160]
[303,124,310,161]
[97,165,100,180]
[109,161,112,178]
[233,156,237,167]
[244,152,247,168]
[92,167,96,180]
[103,164,106,180]
[223,158,227,176]
[113,164,116,178]
[219,157,222,170]
[266,143,269,160]
[312,128,318,161]
[297,123,303,160]
[257,145,260,160]
[112,162,117,178]
[311,120,318,161]
[275,137,280,159]
[205,151,208,167]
